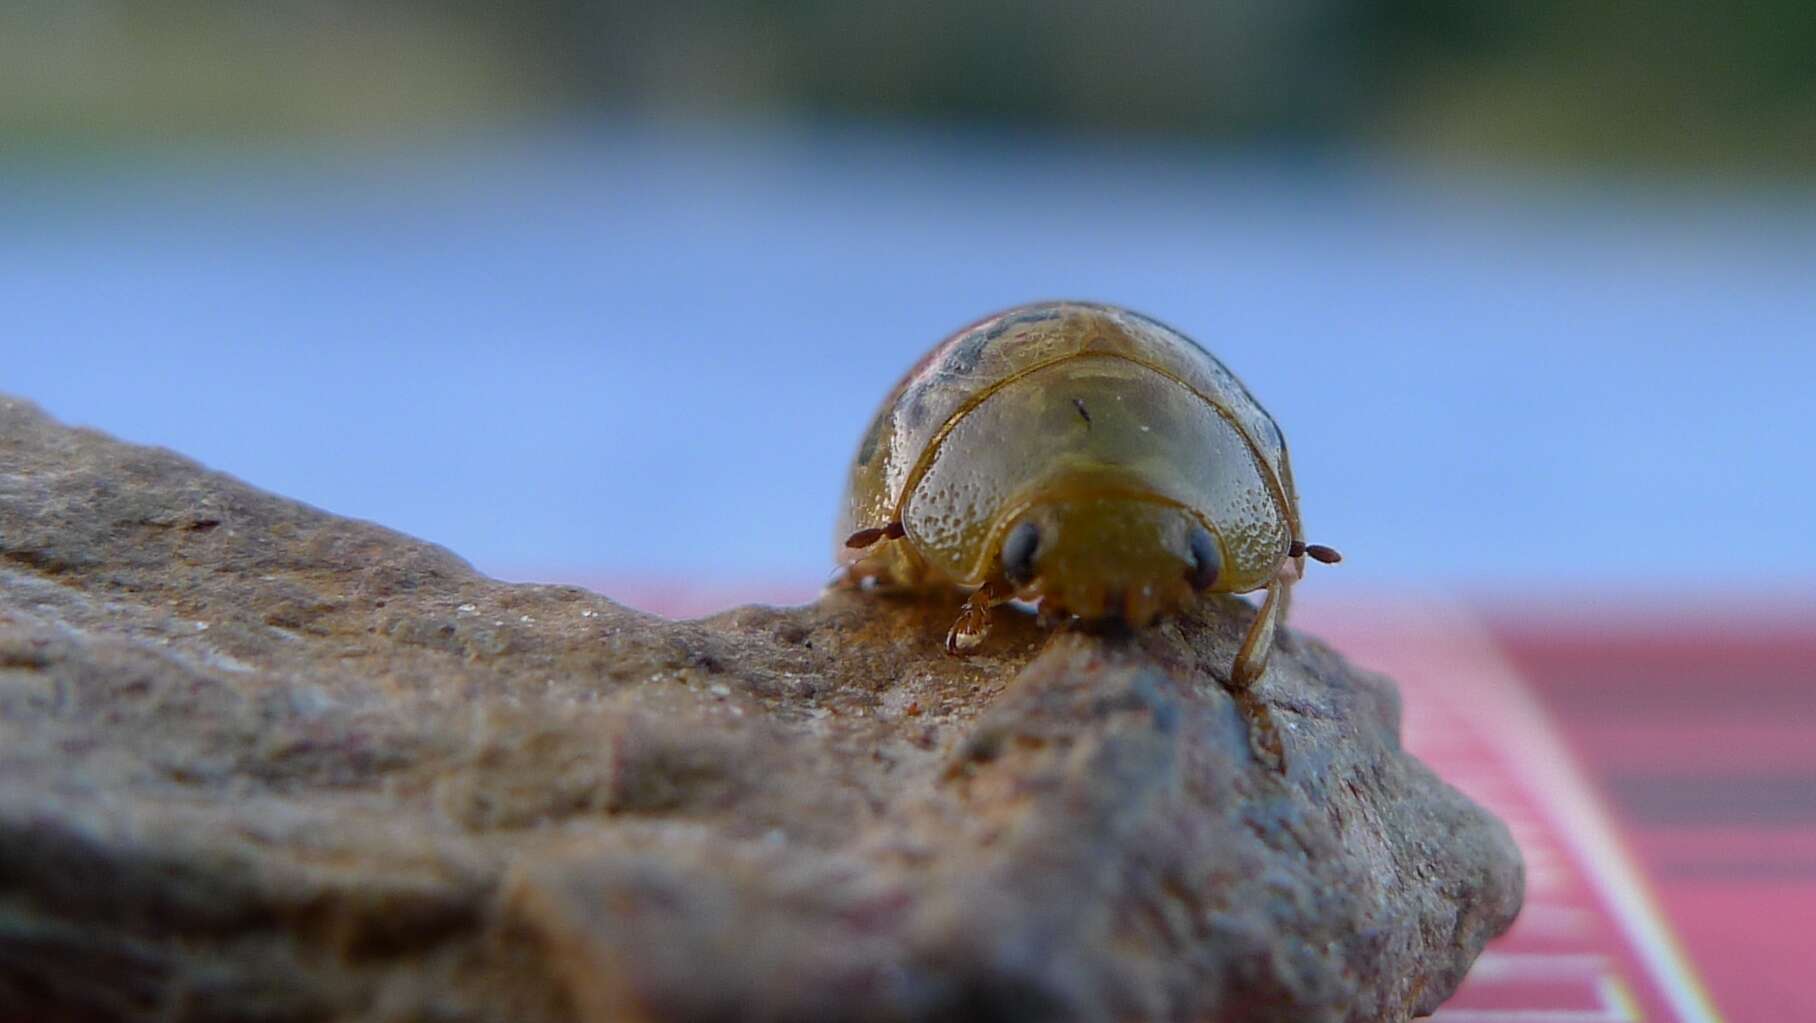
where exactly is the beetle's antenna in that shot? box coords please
[1289,540,1343,565]
[844,521,905,549]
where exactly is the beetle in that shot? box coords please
[837,301,1339,689]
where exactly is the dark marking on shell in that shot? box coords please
[939,306,1064,379]
[856,410,886,467]
[1072,397,1092,426]
[942,329,992,377]
[900,379,935,434]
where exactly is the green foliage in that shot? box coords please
[4,1,1812,175]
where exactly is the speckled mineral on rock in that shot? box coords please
[0,396,1520,1022]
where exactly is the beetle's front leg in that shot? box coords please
[946,580,1011,655]
[1231,577,1288,690]
[1228,574,1297,772]
[835,536,932,593]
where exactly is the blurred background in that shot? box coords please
[6,0,1814,604]
[3,3,1814,1018]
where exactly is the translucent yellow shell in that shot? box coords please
[837,301,1305,605]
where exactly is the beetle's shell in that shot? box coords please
[838,301,1303,595]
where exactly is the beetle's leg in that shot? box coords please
[1226,576,1295,773]
[830,559,888,591]
[946,580,1010,655]
[1231,577,1288,690]
[837,539,929,593]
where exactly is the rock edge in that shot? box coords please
[0,397,1521,1022]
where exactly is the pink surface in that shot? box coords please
[1321,603,1717,1023]
[1496,619,1816,1023]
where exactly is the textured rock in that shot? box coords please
[0,396,1521,1022]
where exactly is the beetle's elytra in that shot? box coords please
[837,301,1339,688]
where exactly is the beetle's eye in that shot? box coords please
[1001,521,1041,586]
[1186,527,1221,590]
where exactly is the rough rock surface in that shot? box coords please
[0,396,1521,1022]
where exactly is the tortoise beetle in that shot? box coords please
[837,301,1339,689]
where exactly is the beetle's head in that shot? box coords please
[993,494,1222,626]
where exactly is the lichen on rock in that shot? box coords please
[0,396,1521,1022]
